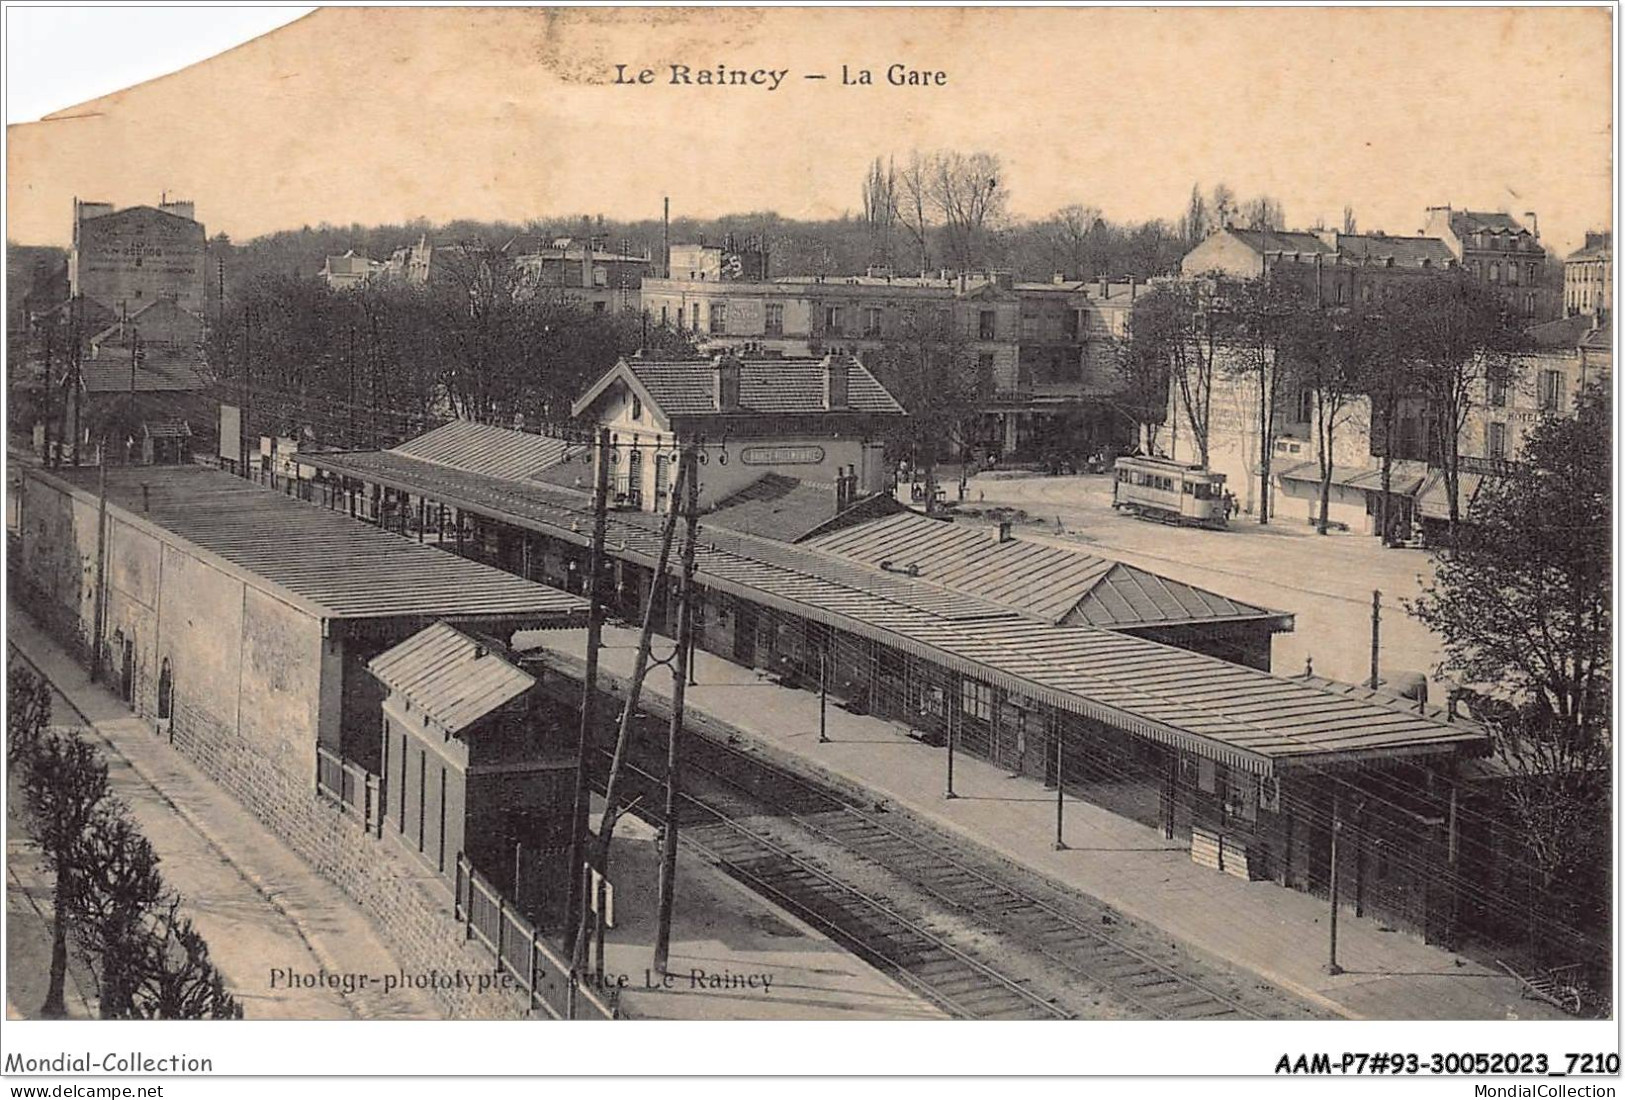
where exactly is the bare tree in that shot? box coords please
[1180,183,1210,248]
[1241,196,1287,231]
[897,151,933,274]
[1293,302,1377,533]
[22,729,110,1018]
[67,806,165,1018]
[924,150,1008,273]
[1217,275,1303,522]
[1125,281,1221,465]
[1342,204,1358,235]
[133,899,243,1019]
[861,156,898,268]
[1040,204,1103,278]
[1209,183,1238,231]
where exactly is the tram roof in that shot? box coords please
[303,446,1487,774]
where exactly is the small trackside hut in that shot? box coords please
[369,623,578,926]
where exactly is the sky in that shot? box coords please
[4,6,1614,256]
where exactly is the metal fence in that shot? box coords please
[315,744,383,837]
[454,853,619,1020]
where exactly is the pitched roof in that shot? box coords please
[805,511,1286,629]
[703,474,904,544]
[1451,210,1530,234]
[36,465,590,626]
[1527,314,1596,350]
[1566,241,1611,262]
[573,356,907,420]
[1228,228,1455,266]
[1274,459,1429,497]
[368,623,535,734]
[392,420,571,480]
[80,348,208,393]
[301,446,1485,772]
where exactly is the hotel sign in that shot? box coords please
[741,445,825,466]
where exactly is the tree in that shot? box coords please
[1342,204,1358,235]
[22,729,111,1018]
[866,311,983,510]
[1241,196,1287,231]
[1124,282,1222,465]
[1409,386,1611,955]
[897,151,934,274]
[861,157,898,268]
[1039,204,1102,279]
[1292,302,1376,533]
[1208,183,1238,231]
[133,898,243,1019]
[923,150,1008,273]
[8,662,52,767]
[66,806,166,1018]
[1218,275,1302,523]
[1389,273,1526,549]
[1180,183,1210,248]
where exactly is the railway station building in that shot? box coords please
[301,410,1495,947]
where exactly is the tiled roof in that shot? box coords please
[584,357,907,418]
[1527,315,1596,350]
[368,623,535,734]
[392,420,570,481]
[142,418,192,439]
[704,474,841,542]
[1452,211,1529,234]
[1566,243,1611,262]
[298,447,1483,772]
[80,349,207,393]
[805,511,1285,629]
[1230,228,1455,266]
[36,465,589,626]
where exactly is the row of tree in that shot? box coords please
[205,245,697,444]
[1118,270,1528,546]
[9,664,241,1019]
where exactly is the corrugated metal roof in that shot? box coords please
[704,474,842,543]
[303,447,1485,772]
[37,465,588,625]
[806,511,1282,629]
[368,623,535,734]
[392,420,570,481]
[1275,459,1429,497]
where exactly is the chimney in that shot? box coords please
[1315,228,1339,252]
[1097,274,1108,299]
[822,355,850,410]
[1524,211,1539,238]
[158,199,195,222]
[713,354,742,411]
[996,520,1014,544]
[1053,272,1066,285]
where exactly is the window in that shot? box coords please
[1539,369,1564,411]
[709,302,727,334]
[655,453,671,509]
[660,305,669,326]
[863,307,883,337]
[1487,373,1507,407]
[977,353,995,386]
[1489,262,1501,283]
[592,301,606,313]
[690,302,700,330]
[1506,262,1520,286]
[979,310,997,340]
[1221,765,1257,823]
[960,678,995,722]
[764,302,784,336]
[1063,310,1080,339]
[824,305,844,333]
[1335,282,1347,304]
[1297,387,1315,423]
[630,395,643,421]
[1487,421,1507,460]
[1525,292,1537,318]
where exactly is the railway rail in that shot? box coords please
[594,748,1069,1020]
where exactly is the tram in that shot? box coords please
[1111,455,1228,529]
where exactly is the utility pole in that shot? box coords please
[663,196,671,279]
[565,428,613,956]
[241,304,253,480]
[572,448,687,981]
[68,295,82,466]
[654,446,701,974]
[944,683,958,799]
[89,445,109,682]
[1054,721,1066,850]
[1326,786,1344,975]
[817,648,830,743]
[1368,589,1381,691]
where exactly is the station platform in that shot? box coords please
[523,624,1570,1022]
[7,608,936,1022]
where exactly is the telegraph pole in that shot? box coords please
[654,446,701,974]
[572,448,687,981]
[89,444,109,682]
[1326,787,1344,975]
[944,685,958,799]
[565,428,613,956]
[1368,589,1382,691]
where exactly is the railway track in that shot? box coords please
[592,748,1069,1020]
[597,717,1298,1020]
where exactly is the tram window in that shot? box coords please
[1193,483,1215,500]
[1182,482,1194,495]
